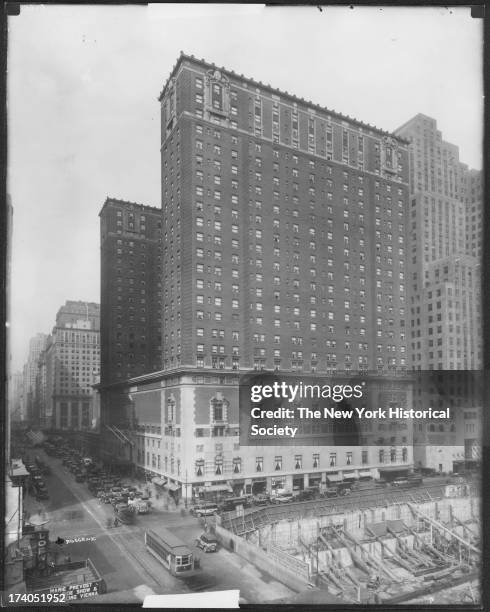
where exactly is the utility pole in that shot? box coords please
[316,523,319,586]
[184,469,188,509]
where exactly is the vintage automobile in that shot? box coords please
[294,488,318,502]
[271,492,294,504]
[252,493,270,506]
[191,503,219,517]
[195,533,218,553]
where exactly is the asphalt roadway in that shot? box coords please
[23,449,295,605]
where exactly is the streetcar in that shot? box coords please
[144,528,201,577]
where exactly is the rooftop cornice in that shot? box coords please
[158,52,411,145]
[99,196,161,217]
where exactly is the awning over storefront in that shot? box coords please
[204,484,233,493]
[359,470,372,478]
[151,477,167,487]
[326,473,342,483]
[167,483,181,492]
[342,472,359,480]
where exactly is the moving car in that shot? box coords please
[195,533,218,552]
[128,498,150,514]
[192,503,218,517]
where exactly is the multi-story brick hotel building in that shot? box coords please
[99,54,414,498]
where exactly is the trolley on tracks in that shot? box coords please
[144,528,201,577]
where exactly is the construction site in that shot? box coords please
[215,481,480,604]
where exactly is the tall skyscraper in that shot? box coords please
[45,301,100,431]
[464,168,483,258]
[99,198,163,388]
[23,333,48,424]
[159,54,410,374]
[395,114,482,371]
[100,54,414,497]
[395,114,482,471]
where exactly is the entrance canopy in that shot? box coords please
[167,482,181,492]
[151,477,167,487]
[326,473,342,483]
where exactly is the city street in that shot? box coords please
[24,449,295,603]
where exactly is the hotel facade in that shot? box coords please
[99,54,415,498]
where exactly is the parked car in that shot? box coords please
[271,492,294,504]
[111,496,126,507]
[407,474,424,487]
[252,493,270,506]
[391,478,409,487]
[192,503,219,517]
[195,533,218,552]
[218,496,252,513]
[294,488,317,502]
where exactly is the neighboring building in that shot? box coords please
[9,371,24,424]
[33,349,48,429]
[394,114,482,470]
[464,168,483,259]
[98,198,163,467]
[22,333,48,424]
[45,301,100,432]
[100,54,414,494]
[394,114,482,371]
[99,198,163,387]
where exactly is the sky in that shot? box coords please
[7,4,483,371]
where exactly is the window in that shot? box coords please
[212,398,224,421]
[294,455,302,469]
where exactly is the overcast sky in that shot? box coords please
[7,4,483,371]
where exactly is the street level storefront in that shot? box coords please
[378,465,410,481]
[197,483,233,502]
[167,481,181,502]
